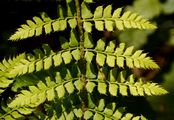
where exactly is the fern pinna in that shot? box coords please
[0,0,167,120]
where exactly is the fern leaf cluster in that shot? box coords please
[0,0,167,119]
[84,36,159,69]
[82,4,156,32]
[9,13,77,41]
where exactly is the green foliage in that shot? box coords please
[0,0,168,119]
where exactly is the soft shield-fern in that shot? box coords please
[0,0,167,119]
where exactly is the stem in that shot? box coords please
[75,0,84,52]
[75,0,87,119]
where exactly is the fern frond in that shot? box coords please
[9,13,77,41]
[84,37,159,69]
[8,65,83,108]
[81,4,157,32]
[84,98,147,120]
[42,95,83,120]
[86,69,168,96]
[7,43,80,77]
[0,106,35,120]
[0,53,26,94]
[8,80,80,108]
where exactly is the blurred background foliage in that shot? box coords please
[0,0,174,119]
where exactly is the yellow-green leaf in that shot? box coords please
[106,55,115,67]
[71,49,81,61]
[83,22,92,32]
[65,82,75,94]
[95,21,104,31]
[96,53,106,66]
[85,51,94,62]
[98,82,107,94]
[68,18,77,28]
[94,6,103,18]
[105,21,114,31]
[55,85,65,98]
[84,32,94,48]
[62,51,72,64]
[109,83,118,96]
[86,81,96,93]
[81,2,93,19]
[103,5,112,18]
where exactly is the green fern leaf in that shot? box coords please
[9,77,81,108]
[55,85,65,98]
[96,53,106,66]
[86,62,96,79]
[65,82,75,94]
[69,29,79,47]
[84,32,94,48]
[109,83,118,96]
[68,19,77,29]
[81,2,93,19]
[82,6,157,32]
[62,51,73,64]
[83,99,147,120]
[106,55,115,67]
[86,69,167,96]
[98,82,107,94]
[0,54,26,94]
[95,21,104,31]
[84,110,93,119]
[85,51,94,62]
[71,49,81,61]
[86,39,159,69]
[83,22,93,32]
[105,20,114,31]
[112,8,122,18]
[95,38,106,51]
[7,45,83,77]
[86,81,96,93]
[94,6,103,18]
[0,105,35,120]
[103,5,112,18]
[9,13,78,41]
[84,0,93,3]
